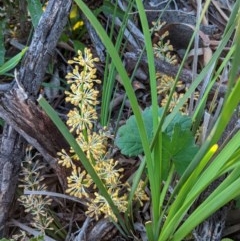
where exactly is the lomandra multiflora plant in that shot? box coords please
[57,48,149,221]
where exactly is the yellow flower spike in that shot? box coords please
[61,48,131,223]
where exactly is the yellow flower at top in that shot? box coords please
[66,65,101,86]
[68,48,99,70]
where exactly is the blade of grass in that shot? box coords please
[172,167,240,241]
[0,21,5,65]
[159,131,240,240]
[192,45,235,122]
[100,1,134,125]
[135,0,160,235]
[226,11,240,99]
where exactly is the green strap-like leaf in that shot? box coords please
[27,0,43,29]
[0,47,28,76]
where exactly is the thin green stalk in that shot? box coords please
[135,1,161,237]
[225,10,240,99]
[192,45,235,121]
[101,0,134,125]
[159,131,240,240]
[172,167,240,241]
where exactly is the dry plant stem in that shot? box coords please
[0,0,72,236]
[73,216,91,241]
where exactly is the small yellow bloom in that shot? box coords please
[66,166,91,198]
[132,180,149,207]
[156,73,184,95]
[65,84,99,107]
[161,92,186,112]
[66,106,97,133]
[57,149,74,168]
[68,48,99,71]
[95,159,124,188]
[77,132,107,161]
[72,20,84,31]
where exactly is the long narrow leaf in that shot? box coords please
[172,170,240,241]
[0,47,28,75]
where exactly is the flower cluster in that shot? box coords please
[152,21,177,65]
[156,72,187,112]
[152,22,199,113]
[58,48,149,221]
[18,147,54,235]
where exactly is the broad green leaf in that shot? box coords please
[165,113,192,135]
[115,106,193,157]
[0,47,28,75]
[27,0,43,29]
[115,107,163,156]
[163,124,199,175]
